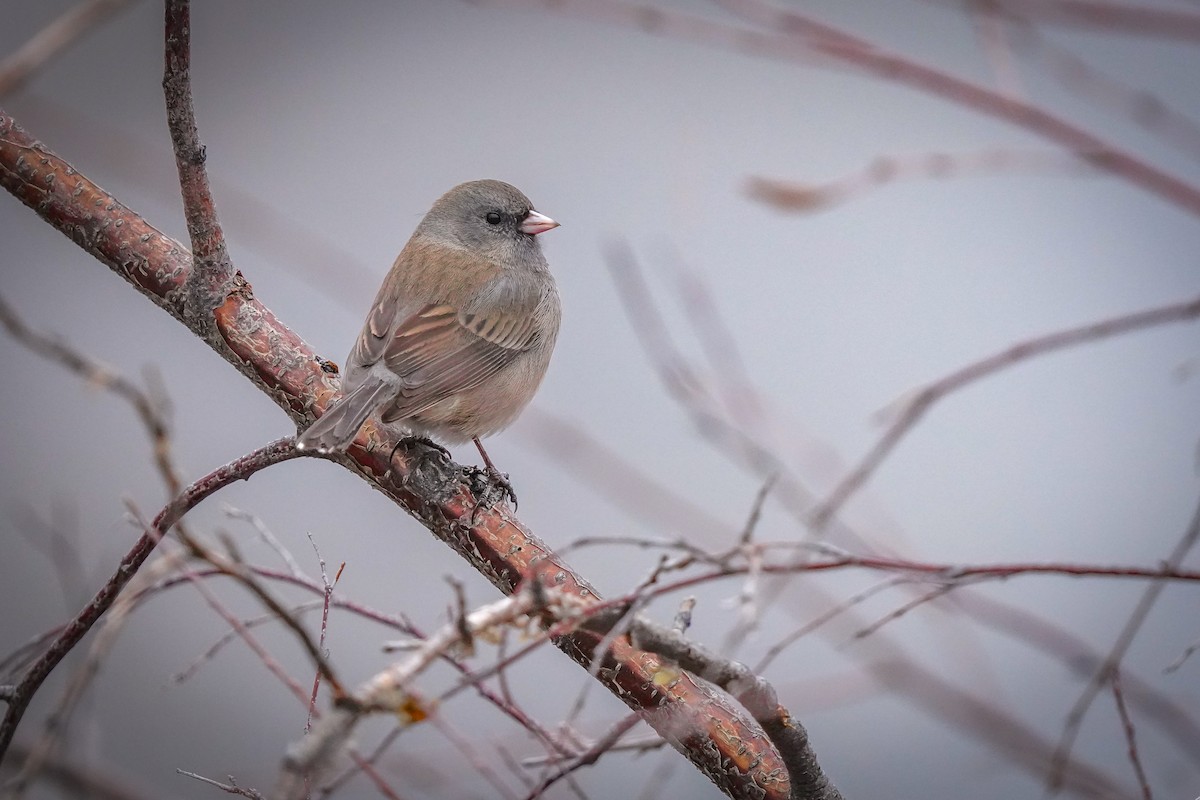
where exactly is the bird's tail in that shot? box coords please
[296,377,395,454]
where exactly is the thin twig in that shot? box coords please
[162,0,235,321]
[1110,671,1153,800]
[811,294,1200,529]
[1048,493,1200,790]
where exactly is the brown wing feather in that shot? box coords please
[378,303,539,422]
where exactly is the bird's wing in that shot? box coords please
[377,302,542,421]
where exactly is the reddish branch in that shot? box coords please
[163,0,235,321]
[0,109,792,799]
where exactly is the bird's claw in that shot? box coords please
[385,435,452,479]
[485,466,518,509]
[467,466,518,525]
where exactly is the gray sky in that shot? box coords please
[2,2,1198,798]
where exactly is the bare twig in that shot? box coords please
[176,769,264,799]
[275,583,557,798]
[1110,671,1153,800]
[747,149,1089,213]
[521,713,645,799]
[811,294,1200,528]
[1165,634,1200,674]
[162,0,235,321]
[1048,494,1200,790]
[306,534,337,733]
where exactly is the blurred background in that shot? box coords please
[1,1,1198,798]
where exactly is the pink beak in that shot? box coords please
[520,210,560,235]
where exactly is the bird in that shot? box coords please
[296,179,561,502]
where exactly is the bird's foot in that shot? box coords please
[483,465,517,509]
[465,465,518,525]
[385,435,452,479]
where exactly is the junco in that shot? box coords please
[296,179,561,499]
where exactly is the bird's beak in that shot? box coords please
[520,210,560,235]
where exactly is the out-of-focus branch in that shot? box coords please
[747,149,1089,213]
[984,0,1200,41]
[520,712,644,798]
[1048,494,1200,790]
[0,107,792,797]
[0,294,187,792]
[1109,672,1152,800]
[993,14,1200,164]
[0,437,300,761]
[0,292,181,493]
[0,0,139,98]
[2,740,167,800]
[810,293,1200,529]
[488,0,1200,218]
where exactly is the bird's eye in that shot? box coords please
[485,211,502,225]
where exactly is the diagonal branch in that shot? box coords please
[810,294,1200,528]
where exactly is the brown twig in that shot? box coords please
[520,712,644,799]
[274,582,555,798]
[1110,671,1153,800]
[305,534,336,733]
[162,0,235,323]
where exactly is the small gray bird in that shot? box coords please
[296,180,561,490]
